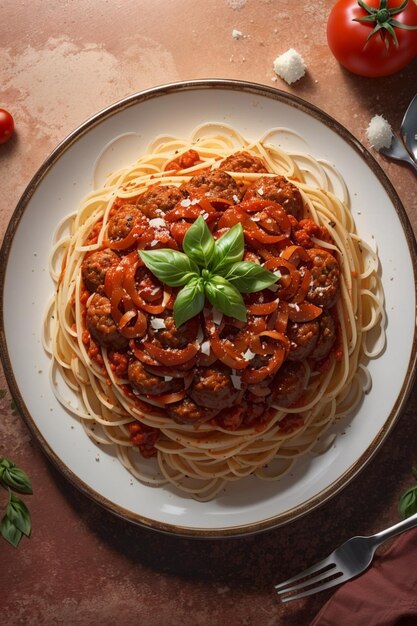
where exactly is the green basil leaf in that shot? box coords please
[0,457,13,470]
[1,466,33,494]
[204,275,247,322]
[139,249,199,287]
[0,514,23,547]
[7,495,31,537]
[399,486,417,520]
[223,261,280,293]
[173,277,205,328]
[209,223,244,274]
[182,216,215,268]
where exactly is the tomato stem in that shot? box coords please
[354,0,417,49]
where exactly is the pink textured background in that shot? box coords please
[1,1,417,624]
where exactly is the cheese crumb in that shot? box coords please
[150,317,166,330]
[230,373,242,389]
[149,217,167,228]
[200,340,211,355]
[273,48,306,85]
[243,348,256,360]
[366,115,393,150]
[232,29,244,39]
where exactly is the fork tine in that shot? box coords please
[274,553,334,591]
[276,563,337,595]
[279,570,349,603]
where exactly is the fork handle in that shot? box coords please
[371,510,417,548]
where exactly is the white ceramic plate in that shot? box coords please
[1,80,416,537]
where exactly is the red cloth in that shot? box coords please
[310,528,417,626]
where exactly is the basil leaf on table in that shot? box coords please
[139,249,199,287]
[0,457,33,547]
[0,515,22,548]
[182,215,215,268]
[204,275,247,322]
[224,261,280,293]
[0,458,33,494]
[399,486,417,520]
[173,277,205,328]
[6,494,32,537]
[399,467,417,519]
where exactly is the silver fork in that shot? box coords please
[275,509,417,602]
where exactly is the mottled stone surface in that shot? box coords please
[1,1,417,624]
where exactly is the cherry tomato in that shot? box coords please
[327,0,417,77]
[0,109,14,144]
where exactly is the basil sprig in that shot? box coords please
[139,216,279,327]
[0,457,32,547]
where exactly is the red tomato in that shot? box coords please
[327,0,417,77]
[0,109,14,144]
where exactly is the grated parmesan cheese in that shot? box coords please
[196,325,204,344]
[150,317,166,330]
[230,373,242,389]
[200,340,211,355]
[149,217,167,228]
[273,48,306,85]
[366,115,393,150]
[243,348,256,361]
[212,308,223,325]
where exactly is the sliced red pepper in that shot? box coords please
[203,313,249,370]
[143,340,199,366]
[280,244,310,266]
[264,257,300,300]
[218,207,285,244]
[247,300,279,316]
[287,302,322,322]
[123,258,171,315]
[144,390,186,405]
[240,199,292,236]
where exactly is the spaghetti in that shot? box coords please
[44,123,385,501]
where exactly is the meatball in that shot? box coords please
[148,312,197,350]
[287,320,319,362]
[86,293,128,350]
[244,175,304,220]
[136,184,184,218]
[310,311,336,361]
[188,367,241,409]
[219,151,268,174]
[167,396,220,425]
[306,248,340,309]
[81,249,120,293]
[183,169,241,202]
[270,361,309,408]
[128,359,182,396]
[107,204,147,241]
